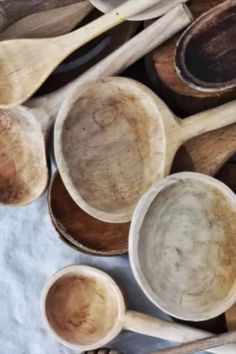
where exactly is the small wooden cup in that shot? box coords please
[48,172,129,255]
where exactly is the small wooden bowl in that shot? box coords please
[48,172,129,255]
[130,172,236,321]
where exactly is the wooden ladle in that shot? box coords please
[41,265,236,353]
[0,4,191,206]
[129,172,236,322]
[0,0,166,106]
[55,76,236,223]
[175,0,236,92]
[0,1,93,40]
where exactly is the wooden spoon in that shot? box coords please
[0,5,190,206]
[152,330,236,354]
[41,265,236,353]
[0,0,167,107]
[54,75,236,223]
[89,0,187,21]
[48,171,130,255]
[175,0,236,93]
[0,0,86,32]
[0,1,93,40]
[129,172,236,322]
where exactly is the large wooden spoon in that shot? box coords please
[0,0,166,107]
[0,1,93,40]
[176,0,236,93]
[0,4,191,206]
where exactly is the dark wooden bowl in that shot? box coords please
[48,172,130,256]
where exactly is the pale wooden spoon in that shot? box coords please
[0,0,163,107]
[152,330,236,354]
[55,75,236,223]
[41,265,236,353]
[0,4,191,206]
[0,1,93,40]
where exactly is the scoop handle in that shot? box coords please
[124,311,236,354]
[179,100,236,143]
[27,4,192,130]
[150,330,236,354]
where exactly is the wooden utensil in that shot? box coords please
[0,0,167,107]
[55,74,236,223]
[0,1,93,40]
[41,265,236,353]
[48,171,130,255]
[176,0,236,93]
[152,330,236,354]
[89,0,187,21]
[0,5,191,206]
[129,172,236,321]
[0,0,86,32]
[172,124,236,176]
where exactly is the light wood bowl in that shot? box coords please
[129,172,236,321]
[48,172,129,255]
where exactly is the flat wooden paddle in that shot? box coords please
[0,0,163,107]
[151,330,236,354]
[0,1,93,40]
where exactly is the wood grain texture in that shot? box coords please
[146,0,231,98]
[90,0,187,21]
[42,266,236,353]
[172,124,236,176]
[0,1,93,39]
[129,172,236,322]
[0,0,160,106]
[54,76,236,223]
[0,0,84,31]
[176,0,236,92]
[48,172,129,255]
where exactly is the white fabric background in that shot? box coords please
[0,173,207,354]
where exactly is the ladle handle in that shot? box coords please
[124,311,236,354]
[150,330,236,354]
[27,4,192,130]
[180,99,236,143]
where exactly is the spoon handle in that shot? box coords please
[179,99,236,143]
[27,4,192,128]
[150,330,236,354]
[124,311,236,354]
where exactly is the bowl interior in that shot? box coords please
[0,108,47,205]
[45,268,123,347]
[59,77,164,222]
[132,173,236,321]
[49,172,130,255]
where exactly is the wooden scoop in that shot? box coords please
[0,1,93,40]
[55,75,236,223]
[41,265,236,353]
[48,171,130,255]
[152,330,236,354]
[89,0,187,21]
[0,4,191,206]
[129,172,236,322]
[175,0,236,93]
[0,0,168,107]
[0,0,87,32]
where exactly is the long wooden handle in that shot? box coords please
[150,330,236,354]
[0,2,93,40]
[27,4,192,130]
[124,311,236,354]
[0,0,83,31]
[179,99,236,143]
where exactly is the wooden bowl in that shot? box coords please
[48,172,129,255]
[129,172,236,321]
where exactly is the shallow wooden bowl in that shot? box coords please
[48,172,129,255]
[129,172,236,321]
